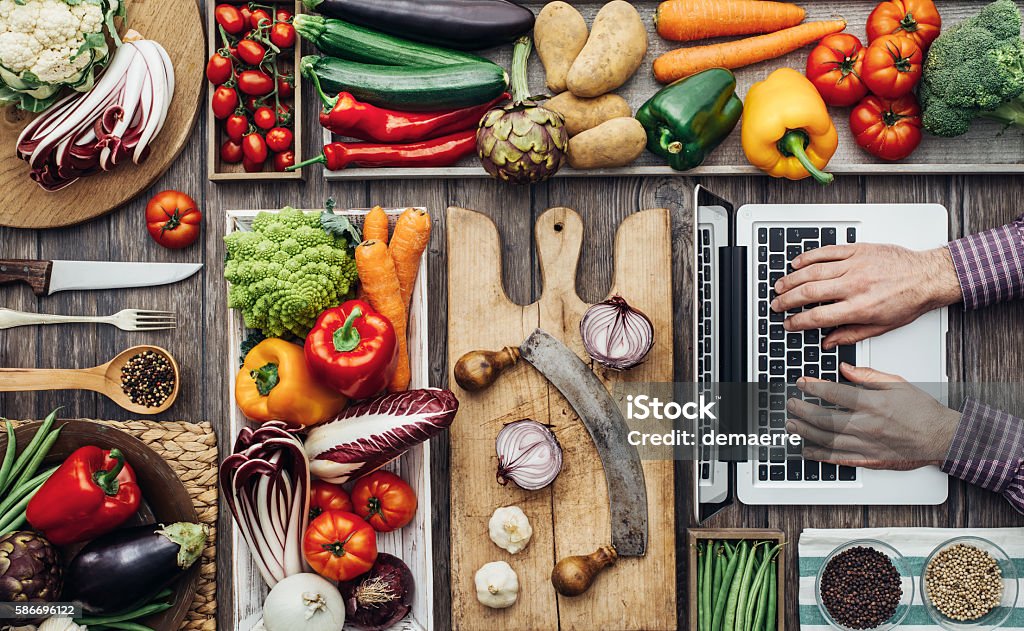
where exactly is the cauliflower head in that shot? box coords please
[225,207,360,339]
[0,0,123,112]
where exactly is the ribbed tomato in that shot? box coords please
[303,511,377,581]
[351,471,417,533]
[806,34,869,107]
[861,34,922,98]
[850,93,922,161]
[308,480,352,521]
[866,0,941,50]
[146,191,202,249]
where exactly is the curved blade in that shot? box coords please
[519,329,648,556]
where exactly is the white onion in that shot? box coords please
[262,573,345,631]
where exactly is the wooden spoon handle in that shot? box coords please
[0,368,106,393]
[0,260,52,297]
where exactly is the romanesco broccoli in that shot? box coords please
[225,207,359,339]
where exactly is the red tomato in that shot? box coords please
[242,156,265,172]
[861,35,922,98]
[275,8,293,22]
[212,86,238,119]
[242,132,268,163]
[270,22,296,49]
[220,139,244,163]
[303,511,377,582]
[236,40,266,66]
[253,106,276,130]
[805,34,869,107]
[265,127,293,152]
[850,93,922,161]
[275,103,292,126]
[867,0,942,50]
[351,471,417,533]
[243,96,260,112]
[225,114,248,142]
[215,4,245,34]
[237,70,274,96]
[250,8,272,29]
[309,480,352,521]
[273,150,295,172]
[276,75,294,98]
[239,5,253,27]
[146,191,202,250]
[205,51,233,85]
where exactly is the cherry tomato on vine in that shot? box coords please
[212,86,239,119]
[242,132,269,163]
[861,34,922,98]
[273,150,295,172]
[243,96,259,112]
[866,0,941,51]
[237,70,274,96]
[806,34,869,107]
[253,106,276,130]
[242,156,265,172]
[250,8,272,29]
[215,4,245,34]
[220,139,244,163]
[275,103,292,125]
[275,8,293,22]
[237,40,266,66]
[849,93,922,161]
[239,5,253,28]
[265,127,293,152]
[146,191,202,250]
[225,114,249,142]
[270,22,296,49]
[205,51,233,85]
[276,75,294,98]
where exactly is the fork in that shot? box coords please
[0,308,177,331]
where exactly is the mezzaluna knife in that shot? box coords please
[0,259,202,296]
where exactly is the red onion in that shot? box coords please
[339,553,415,631]
[496,420,563,490]
[579,295,655,370]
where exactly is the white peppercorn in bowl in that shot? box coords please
[921,536,1018,631]
[814,539,914,631]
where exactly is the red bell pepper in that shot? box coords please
[304,300,398,400]
[317,90,510,144]
[289,129,477,172]
[26,446,141,546]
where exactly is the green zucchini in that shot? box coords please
[293,14,486,67]
[301,55,509,111]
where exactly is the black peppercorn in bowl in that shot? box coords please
[815,539,914,631]
[921,536,1018,631]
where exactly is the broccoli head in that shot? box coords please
[920,0,1024,137]
[224,207,359,339]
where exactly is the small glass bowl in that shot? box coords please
[920,536,1019,631]
[815,539,915,631]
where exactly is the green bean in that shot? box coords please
[0,487,42,534]
[734,542,764,631]
[752,563,770,631]
[0,465,57,518]
[9,425,61,492]
[745,545,779,631]
[76,602,173,625]
[712,543,724,613]
[713,542,742,631]
[92,623,154,631]
[703,539,714,631]
[764,560,778,631]
[150,588,173,601]
[0,422,17,494]
[697,544,706,631]
[722,541,749,631]
[2,410,57,495]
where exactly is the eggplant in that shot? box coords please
[302,0,535,51]
[63,522,206,614]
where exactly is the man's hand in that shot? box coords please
[786,364,962,470]
[771,243,962,349]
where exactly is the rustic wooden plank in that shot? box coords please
[0,227,40,418]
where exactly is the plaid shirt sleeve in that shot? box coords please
[947,214,1024,309]
[942,398,1024,514]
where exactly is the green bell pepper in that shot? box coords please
[636,68,743,171]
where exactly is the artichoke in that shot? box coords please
[477,36,567,184]
[0,531,62,614]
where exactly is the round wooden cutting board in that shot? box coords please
[0,0,204,229]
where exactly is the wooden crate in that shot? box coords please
[225,208,431,631]
[322,0,1024,179]
[687,528,786,631]
[207,1,304,181]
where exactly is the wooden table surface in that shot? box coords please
[3,10,1024,630]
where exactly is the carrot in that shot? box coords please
[363,205,389,244]
[655,0,805,42]
[653,20,847,84]
[389,208,431,311]
[355,240,410,392]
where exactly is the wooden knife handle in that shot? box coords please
[0,260,51,296]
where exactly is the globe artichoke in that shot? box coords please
[477,36,567,184]
[0,531,62,613]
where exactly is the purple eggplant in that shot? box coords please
[63,522,206,614]
[301,0,535,51]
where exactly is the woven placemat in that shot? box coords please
[14,419,219,631]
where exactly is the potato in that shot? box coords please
[535,2,588,94]
[566,1,648,98]
[568,117,647,170]
[546,92,632,137]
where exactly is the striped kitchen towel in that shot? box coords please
[799,527,1024,630]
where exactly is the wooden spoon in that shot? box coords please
[0,345,180,414]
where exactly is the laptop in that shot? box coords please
[695,185,950,506]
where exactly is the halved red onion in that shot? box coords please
[579,295,655,371]
[496,420,563,490]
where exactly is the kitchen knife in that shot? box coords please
[0,259,202,296]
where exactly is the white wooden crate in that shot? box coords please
[225,207,432,631]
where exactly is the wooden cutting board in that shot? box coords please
[447,206,676,631]
[0,0,204,229]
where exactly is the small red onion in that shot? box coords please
[496,420,563,491]
[580,295,655,370]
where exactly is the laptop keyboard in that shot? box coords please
[697,227,714,482]
[754,224,859,485]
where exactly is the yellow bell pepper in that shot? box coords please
[741,68,839,185]
[236,338,347,426]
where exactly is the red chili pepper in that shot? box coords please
[315,81,509,144]
[290,129,477,171]
[26,446,141,546]
[304,300,398,399]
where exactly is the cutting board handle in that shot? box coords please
[0,259,51,296]
[535,208,584,302]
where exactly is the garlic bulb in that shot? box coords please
[38,619,86,631]
[489,506,533,554]
[475,561,520,609]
